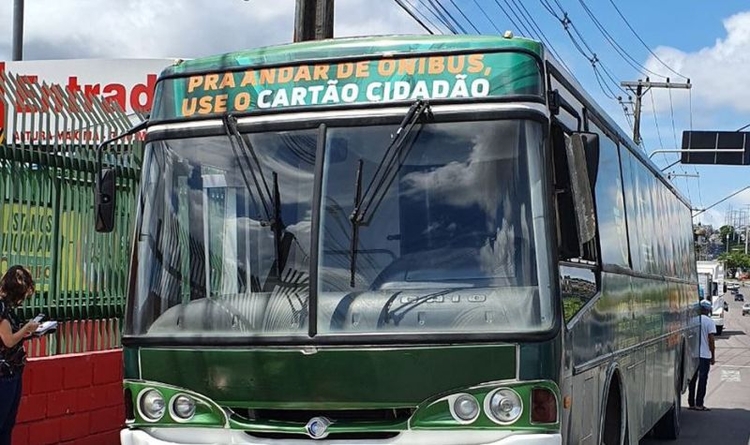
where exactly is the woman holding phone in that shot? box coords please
[0,266,39,445]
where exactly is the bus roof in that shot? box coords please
[161,34,543,77]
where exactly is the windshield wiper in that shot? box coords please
[348,100,433,287]
[223,115,288,280]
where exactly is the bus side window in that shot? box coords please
[560,265,597,323]
[552,125,599,263]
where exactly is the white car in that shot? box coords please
[743,303,750,316]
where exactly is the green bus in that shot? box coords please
[106,34,700,445]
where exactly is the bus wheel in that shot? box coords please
[602,382,622,445]
[652,350,683,440]
[652,391,680,439]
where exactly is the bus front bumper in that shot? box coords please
[121,428,562,445]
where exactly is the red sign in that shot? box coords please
[0,58,177,144]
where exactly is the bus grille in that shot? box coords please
[230,407,415,423]
[245,431,400,441]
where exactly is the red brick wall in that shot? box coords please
[11,349,124,445]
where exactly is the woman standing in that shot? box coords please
[0,266,39,445]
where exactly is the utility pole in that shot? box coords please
[12,0,24,60]
[727,234,730,253]
[621,77,692,146]
[294,0,334,42]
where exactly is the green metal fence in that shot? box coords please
[0,72,142,355]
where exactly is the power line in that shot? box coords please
[594,66,619,100]
[620,98,635,131]
[490,0,520,33]
[472,0,503,33]
[398,0,632,125]
[648,89,665,151]
[538,0,560,19]
[394,0,436,34]
[668,87,679,149]
[447,0,480,33]
[500,0,535,38]
[509,0,571,72]
[597,63,629,96]
[538,1,629,99]
[549,0,566,16]
[482,0,574,75]
[421,0,462,34]
[576,0,668,80]
[606,0,688,80]
[667,84,692,201]
[404,0,452,33]
[421,0,457,33]
[427,0,465,33]
[512,0,553,46]
[621,78,691,146]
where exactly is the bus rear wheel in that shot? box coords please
[652,348,683,440]
[651,392,680,439]
[602,382,622,445]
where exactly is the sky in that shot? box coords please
[1,0,749,229]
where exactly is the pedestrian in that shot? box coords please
[688,299,717,411]
[0,266,39,445]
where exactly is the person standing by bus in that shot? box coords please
[0,266,39,445]
[688,299,717,411]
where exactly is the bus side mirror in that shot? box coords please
[92,119,147,234]
[95,168,116,233]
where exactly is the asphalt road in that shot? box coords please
[641,284,750,445]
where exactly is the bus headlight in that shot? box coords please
[139,389,166,421]
[485,388,523,424]
[172,394,196,420]
[450,394,480,423]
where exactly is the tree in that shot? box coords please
[719,225,735,243]
[718,251,750,277]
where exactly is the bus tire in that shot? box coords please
[652,346,683,440]
[651,392,680,440]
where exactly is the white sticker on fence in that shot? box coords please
[721,369,742,382]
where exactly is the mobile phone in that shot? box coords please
[32,313,45,323]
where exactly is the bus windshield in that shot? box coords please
[126,118,553,339]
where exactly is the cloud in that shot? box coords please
[335,0,424,38]
[1,0,424,61]
[693,186,750,228]
[694,208,724,229]
[729,187,750,211]
[644,11,750,114]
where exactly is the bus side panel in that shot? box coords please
[622,337,646,442]
[566,367,599,444]
[566,271,630,443]
[567,271,690,442]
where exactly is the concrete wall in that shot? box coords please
[11,350,123,445]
